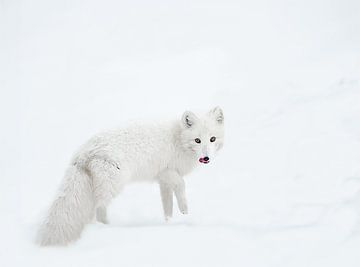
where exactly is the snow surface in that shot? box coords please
[1,0,360,266]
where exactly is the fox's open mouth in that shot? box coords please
[199,158,210,164]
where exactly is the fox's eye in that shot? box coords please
[195,138,201,144]
[210,136,216,142]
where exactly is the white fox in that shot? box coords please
[37,107,224,246]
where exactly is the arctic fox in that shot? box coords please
[37,107,224,246]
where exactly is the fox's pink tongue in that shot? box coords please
[199,158,209,164]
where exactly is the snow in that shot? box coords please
[1,0,360,266]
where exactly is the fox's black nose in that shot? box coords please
[204,156,209,162]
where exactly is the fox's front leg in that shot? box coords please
[159,182,173,220]
[158,170,188,220]
[173,177,188,214]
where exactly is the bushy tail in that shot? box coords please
[37,165,94,246]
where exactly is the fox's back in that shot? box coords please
[73,121,180,181]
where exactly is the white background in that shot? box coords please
[1,0,360,266]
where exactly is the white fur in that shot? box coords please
[37,107,224,246]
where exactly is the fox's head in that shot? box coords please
[180,107,224,164]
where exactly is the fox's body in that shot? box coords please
[38,107,224,246]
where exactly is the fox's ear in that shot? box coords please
[182,111,198,128]
[209,106,224,124]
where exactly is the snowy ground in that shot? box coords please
[1,0,360,266]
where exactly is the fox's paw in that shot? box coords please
[165,215,172,222]
[98,218,109,224]
[181,209,188,215]
[179,204,188,215]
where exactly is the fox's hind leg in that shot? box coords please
[96,206,108,224]
[88,158,127,224]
